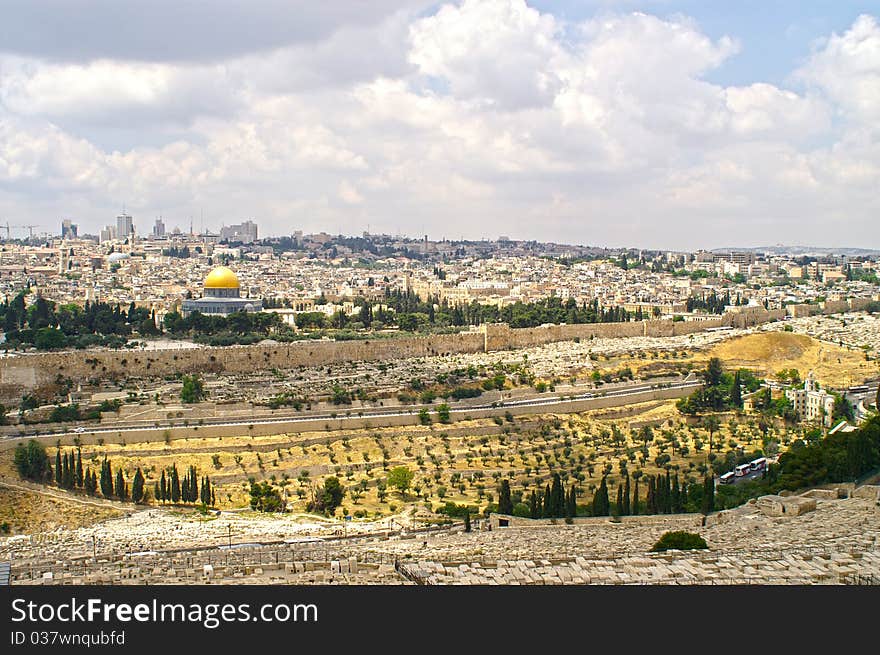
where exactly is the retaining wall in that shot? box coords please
[0,305,798,404]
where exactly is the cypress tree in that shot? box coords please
[171,464,181,503]
[566,486,577,518]
[159,470,167,502]
[664,470,672,513]
[61,452,70,489]
[592,477,609,516]
[731,370,743,409]
[529,490,539,519]
[55,450,62,486]
[188,466,199,503]
[100,459,113,497]
[632,477,639,515]
[672,473,681,513]
[542,484,552,518]
[701,475,715,514]
[550,474,564,517]
[76,450,84,487]
[201,476,213,505]
[211,488,216,507]
[67,452,75,489]
[114,468,127,501]
[131,468,145,503]
[646,476,655,514]
[680,480,688,510]
[153,481,161,502]
[623,474,631,517]
[464,511,471,532]
[498,479,513,515]
[616,484,623,516]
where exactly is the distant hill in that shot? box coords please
[711,245,880,257]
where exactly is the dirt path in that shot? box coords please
[0,477,134,512]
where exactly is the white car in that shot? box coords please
[73,427,86,433]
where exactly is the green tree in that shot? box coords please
[201,476,213,505]
[651,531,708,552]
[550,473,564,517]
[832,394,855,422]
[529,490,539,518]
[180,374,206,403]
[115,468,128,501]
[566,486,577,519]
[75,450,84,487]
[703,415,721,453]
[250,481,284,512]
[99,459,113,497]
[321,476,345,515]
[464,510,471,532]
[731,370,743,409]
[387,466,414,496]
[418,407,431,425]
[498,479,513,515]
[14,440,52,482]
[170,464,181,503]
[631,475,640,515]
[436,403,451,424]
[84,468,97,495]
[705,357,724,387]
[592,476,610,516]
[131,468,145,503]
[701,475,715,514]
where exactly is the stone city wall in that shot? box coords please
[0,305,800,403]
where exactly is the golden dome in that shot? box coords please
[204,266,240,289]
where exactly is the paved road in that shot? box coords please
[1,379,702,443]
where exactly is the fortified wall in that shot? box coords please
[0,304,824,403]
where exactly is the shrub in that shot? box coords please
[651,531,708,552]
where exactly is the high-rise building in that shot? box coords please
[100,225,117,243]
[153,218,166,238]
[116,212,133,240]
[61,219,78,239]
[220,220,258,244]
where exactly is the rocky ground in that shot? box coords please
[4,493,878,585]
[764,312,880,355]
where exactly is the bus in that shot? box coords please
[718,472,735,485]
[734,464,751,477]
[749,457,768,472]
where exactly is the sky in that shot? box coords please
[0,0,878,250]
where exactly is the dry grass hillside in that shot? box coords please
[703,332,877,387]
[597,331,877,389]
[1,398,810,533]
[0,486,124,535]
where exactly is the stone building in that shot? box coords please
[181,266,263,317]
[785,372,835,427]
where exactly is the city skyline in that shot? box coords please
[1,1,879,249]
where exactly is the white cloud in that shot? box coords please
[795,14,880,125]
[408,0,564,109]
[0,2,877,249]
